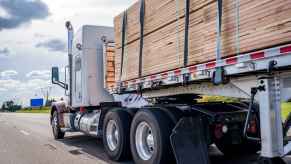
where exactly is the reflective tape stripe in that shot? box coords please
[250,52,265,60]
[226,58,238,65]
[174,70,181,76]
[206,62,216,69]
[189,66,197,73]
[281,45,291,54]
[117,44,291,91]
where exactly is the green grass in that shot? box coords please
[198,96,291,121]
[282,102,291,121]
[13,101,291,119]
[16,106,50,114]
[198,96,239,103]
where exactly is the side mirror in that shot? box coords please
[52,67,60,83]
[51,67,68,90]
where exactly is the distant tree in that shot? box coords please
[1,102,8,111]
[1,101,22,112]
[45,99,56,106]
[0,104,4,112]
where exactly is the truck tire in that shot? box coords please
[51,111,65,139]
[130,109,175,164]
[103,109,132,161]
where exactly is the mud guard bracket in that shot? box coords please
[170,117,210,164]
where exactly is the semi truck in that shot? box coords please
[50,18,291,164]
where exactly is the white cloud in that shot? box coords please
[0,6,10,18]
[0,70,18,79]
[0,79,21,89]
[0,88,8,92]
[0,78,50,91]
[25,79,50,90]
[35,38,66,52]
[26,70,50,79]
[0,0,134,106]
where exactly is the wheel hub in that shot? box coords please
[52,114,58,135]
[106,120,119,151]
[135,121,155,160]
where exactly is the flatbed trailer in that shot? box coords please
[49,18,291,164]
[107,40,291,163]
[112,43,291,97]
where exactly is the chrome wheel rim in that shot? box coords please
[52,114,58,135]
[106,120,119,151]
[135,121,155,160]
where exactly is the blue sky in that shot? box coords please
[0,0,134,106]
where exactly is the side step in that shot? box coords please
[170,117,210,164]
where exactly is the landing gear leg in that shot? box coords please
[257,76,285,164]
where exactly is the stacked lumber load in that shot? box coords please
[104,44,116,89]
[114,0,291,81]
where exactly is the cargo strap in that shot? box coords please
[212,0,226,85]
[120,11,128,82]
[235,0,241,55]
[183,0,190,67]
[175,0,181,65]
[138,0,145,78]
[216,0,222,60]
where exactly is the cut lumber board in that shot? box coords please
[114,0,215,48]
[115,0,291,81]
[105,45,116,88]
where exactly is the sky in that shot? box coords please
[0,0,135,106]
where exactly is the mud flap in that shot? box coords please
[170,117,210,164]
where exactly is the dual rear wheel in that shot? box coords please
[103,109,132,161]
[103,108,176,164]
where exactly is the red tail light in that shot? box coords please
[80,107,86,113]
[214,124,223,139]
[247,120,257,134]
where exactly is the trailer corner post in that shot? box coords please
[257,75,284,159]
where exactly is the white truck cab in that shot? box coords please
[71,25,114,108]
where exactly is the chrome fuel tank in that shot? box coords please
[77,110,101,137]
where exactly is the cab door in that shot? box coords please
[74,55,82,103]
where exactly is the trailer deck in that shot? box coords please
[112,44,291,95]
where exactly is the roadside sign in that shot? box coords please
[30,98,44,107]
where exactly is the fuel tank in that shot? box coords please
[74,110,101,137]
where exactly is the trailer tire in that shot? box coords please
[130,109,175,164]
[103,109,132,161]
[51,111,65,139]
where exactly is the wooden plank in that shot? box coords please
[114,0,215,48]
[105,45,116,88]
[115,0,291,81]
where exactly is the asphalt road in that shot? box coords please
[0,113,291,164]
